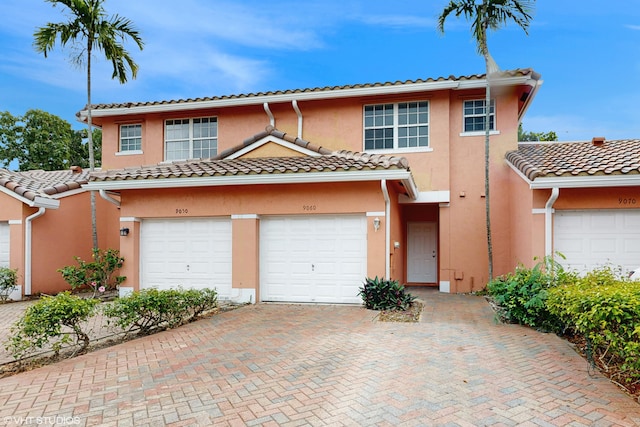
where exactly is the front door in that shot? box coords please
[407,222,437,283]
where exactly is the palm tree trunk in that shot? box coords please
[87,44,98,250]
[484,56,493,282]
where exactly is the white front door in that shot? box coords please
[140,218,232,297]
[407,222,437,283]
[0,222,9,267]
[260,215,367,303]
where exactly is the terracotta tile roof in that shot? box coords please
[506,139,640,181]
[90,150,409,183]
[85,69,539,112]
[214,126,333,159]
[0,167,90,202]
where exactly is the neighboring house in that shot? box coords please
[507,137,640,276]
[80,68,544,303]
[0,168,118,297]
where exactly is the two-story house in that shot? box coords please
[5,67,637,301]
[77,68,542,303]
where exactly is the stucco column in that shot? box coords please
[118,217,140,296]
[231,215,259,303]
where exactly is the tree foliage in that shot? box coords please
[518,123,558,142]
[0,109,101,171]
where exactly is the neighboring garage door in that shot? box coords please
[140,218,232,297]
[260,215,367,304]
[554,210,640,275]
[0,221,8,267]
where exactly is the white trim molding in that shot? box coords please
[231,214,259,220]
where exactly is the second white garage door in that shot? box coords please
[140,218,232,297]
[554,209,640,275]
[0,221,9,267]
[261,215,367,304]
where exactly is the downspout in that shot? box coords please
[545,188,559,258]
[292,100,303,138]
[25,207,46,295]
[99,189,121,208]
[381,180,391,279]
[263,103,275,127]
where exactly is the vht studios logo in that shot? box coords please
[3,416,81,425]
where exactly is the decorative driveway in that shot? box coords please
[0,289,639,426]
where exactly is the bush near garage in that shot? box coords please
[486,255,577,332]
[0,267,18,302]
[58,248,125,297]
[546,267,640,388]
[358,277,416,311]
[6,292,100,360]
[103,287,218,335]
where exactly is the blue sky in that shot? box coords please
[1,0,639,141]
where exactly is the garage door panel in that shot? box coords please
[0,222,8,267]
[261,215,366,303]
[555,210,640,275]
[141,218,232,296]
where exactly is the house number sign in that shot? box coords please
[175,208,189,214]
[619,198,637,205]
[302,205,317,211]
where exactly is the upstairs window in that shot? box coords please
[463,99,495,132]
[165,117,217,161]
[364,101,429,151]
[119,124,142,152]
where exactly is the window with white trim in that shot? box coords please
[364,101,429,150]
[463,99,495,132]
[119,124,142,152]
[165,117,217,161]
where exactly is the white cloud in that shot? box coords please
[626,24,640,31]
[360,15,435,29]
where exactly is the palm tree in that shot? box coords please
[438,0,534,281]
[34,0,143,249]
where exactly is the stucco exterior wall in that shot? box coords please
[116,181,393,294]
[29,193,120,295]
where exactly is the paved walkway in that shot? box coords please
[0,289,639,426]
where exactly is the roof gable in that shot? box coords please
[216,126,332,160]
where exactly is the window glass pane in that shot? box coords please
[120,124,142,151]
[363,101,428,150]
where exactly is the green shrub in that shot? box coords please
[0,267,18,302]
[547,267,640,384]
[358,277,416,311]
[487,255,576,332]
[6,292,100,359]
[103,287,218,335]
[58,248,125,296]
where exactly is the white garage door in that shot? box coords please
[0,222,9,267]
[140,218,232,297]
[261,215,367,304]
[554,210,640,275]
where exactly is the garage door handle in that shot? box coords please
[186,264,190,271]
[312,264,315,271]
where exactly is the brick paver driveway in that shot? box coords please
[1,289,639,426]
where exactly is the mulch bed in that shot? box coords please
[376,300,424,323]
